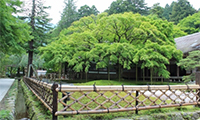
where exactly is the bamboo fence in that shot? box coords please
[56,84,200,115]
[23,76,200,120]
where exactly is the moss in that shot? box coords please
[20,80,51,119]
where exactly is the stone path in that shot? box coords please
[0,78,15,102]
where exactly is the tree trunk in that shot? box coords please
[98,68,100,79]
[150,68,153,85]
[85,72,87,82]
[28,0,36,77]
[118,63,121,82]
[81,71,82,80]
[107,65,110,80]
[143,68,145,82]
[22,67,25,76]
[17,67,20,77]
[59,63,62,79]
[136,65,138,83]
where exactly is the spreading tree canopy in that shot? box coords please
[40,12,182,82]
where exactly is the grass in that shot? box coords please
[59,79,184,86]
[0,110,13,120]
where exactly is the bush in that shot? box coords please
[0,110,13,120]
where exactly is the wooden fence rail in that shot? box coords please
[23,77,200,120]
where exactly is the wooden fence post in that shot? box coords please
[196,72,200,107]
[135,90,139,114]
[52,83,58,120]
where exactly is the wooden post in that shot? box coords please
[196,72,200,107]
[177,66,180,77]
[196,72,200,85]
[135,91,139,114]
[136,65,138,83]
[143,68,145,82]
[52,83,58,120]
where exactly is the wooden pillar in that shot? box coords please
[167,65,170,75]
[177,66,180,77]
[146,68,149,77]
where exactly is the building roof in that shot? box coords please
[175,32,200,54]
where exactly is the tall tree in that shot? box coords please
[170,0,196,24]
[78,5,99,18]
[106,0,149,15]
[0,0,31,54]
[150,3,164,19]
[21,0,52,77]
[56,0,78,34]
[162,2,175,21]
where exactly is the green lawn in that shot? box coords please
[60,79,184,86]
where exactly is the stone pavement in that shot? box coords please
[0,78,15,102]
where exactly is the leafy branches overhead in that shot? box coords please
[40,12,182,81]
[0,0,31,54]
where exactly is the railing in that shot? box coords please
[23,77,200,120]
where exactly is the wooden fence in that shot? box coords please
[23,77,200,120]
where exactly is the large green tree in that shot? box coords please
[0,0,31,54]
[55,0,78,35]
[78,5,99,18]
[170,0,196,24]
[21,0,52,76]
[41,12,182,82]
[177,12,200,34]
[150,3,164,19]
[106,0,149,15]
[162,2,175,21]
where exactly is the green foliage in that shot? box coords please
[0,52,10,76]
[0,110,13,120]
[54,0,79,36]
[106,0,149,15]
[0,0,31,54]
[173,25,187,38]
[170,0,196,24]
[178,50,200,82]
[78,5,99,18]
[41,12,182,82]
[178,12,200,34]
[162,2,175,21]
[21,0,52,53]
[150,3,164,19]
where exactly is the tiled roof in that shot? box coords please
[175,32,200,53]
